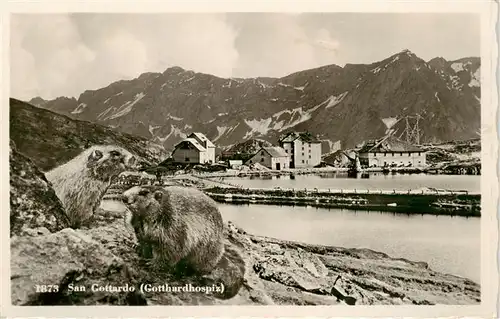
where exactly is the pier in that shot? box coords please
[203,186,481,217]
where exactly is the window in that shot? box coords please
[309,155,311,159]
[384,153,387,157]
[302,146,304,150]
[302,160,305,163]
[392,153,394,157]
[399,152,403,156]
[302,152,304,156]
[185,157,190,162]
[260,158,264,162]
[309,149,311,153]
[285,149,288,153]
[373,152,377,157]
[261,151,264,156]
[418,152,421,156]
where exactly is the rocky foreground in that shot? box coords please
[9,142,480,306]
[11,203,480,306]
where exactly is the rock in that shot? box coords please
[10,228,124,305]
[252,248,329,292]
[9,140,70,236]
[9,178,482,306]
[19,227,51,237]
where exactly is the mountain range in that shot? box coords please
[28,49,481,154]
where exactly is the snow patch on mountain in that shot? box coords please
[449,75,463,90]
[107,92,146,120]
[371,66,382,74]
[435,92,441,103]
[71,103,87,114]
[214,126,231,142]
[381,117,398,130]
[149,124,161,136]
[242,99,328,138]
[469,68,480,87]
[103,97,111,104]
[244,118,273,137]
[294,82,308,91]
[257,81,273,89]
[325,92,349,109]
[222,79,234,88]
[451,62,464,72]
[157,125,187,143]
[168,115,183,121]
[388,55,400,66]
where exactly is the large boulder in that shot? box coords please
[10,227,126,305]
[9,140,70,236]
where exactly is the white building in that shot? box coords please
[228,160,243,169]
[171,132,216,164]
[357,136,426,168]
[245,147,289,170]
[279,132,322,168]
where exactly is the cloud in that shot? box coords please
[10,13,479,101]
[228,13,340,78]
[10,13,240,100]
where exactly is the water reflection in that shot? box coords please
[218,203,480,283]
[223,173,480,193]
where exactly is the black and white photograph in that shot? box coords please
[2,1,498,317]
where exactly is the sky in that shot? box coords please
[10,12,480,101]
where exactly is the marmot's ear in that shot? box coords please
[154,191,163,201]
[88,149,103,162]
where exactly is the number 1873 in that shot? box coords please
[34,285,59,293]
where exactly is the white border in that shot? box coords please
[1,0,498,318]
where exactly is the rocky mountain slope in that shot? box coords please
[10,98,167,171]
[30,50,480,153]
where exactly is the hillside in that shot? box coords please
[10,98,167,171]
[30,49,480,152]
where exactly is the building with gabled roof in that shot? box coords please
[357,135,426,168]
[278,131,322,168]
[245,146,289,170]
[171,132,216,164]
[188,132,215,148]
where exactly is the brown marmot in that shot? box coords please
[45,145,139,228]
[122,185,225,276]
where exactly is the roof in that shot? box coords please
[279,132,320,143]
[189,132,215,147]
[261,146,288,158]
[174,138,206,152]
[358,135,423,153]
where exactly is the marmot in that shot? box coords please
[122,185,225,275]
[45,145,139,228]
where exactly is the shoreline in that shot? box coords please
[172,165,481,179]
[108,175,481,217]
[202,186,481,217]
